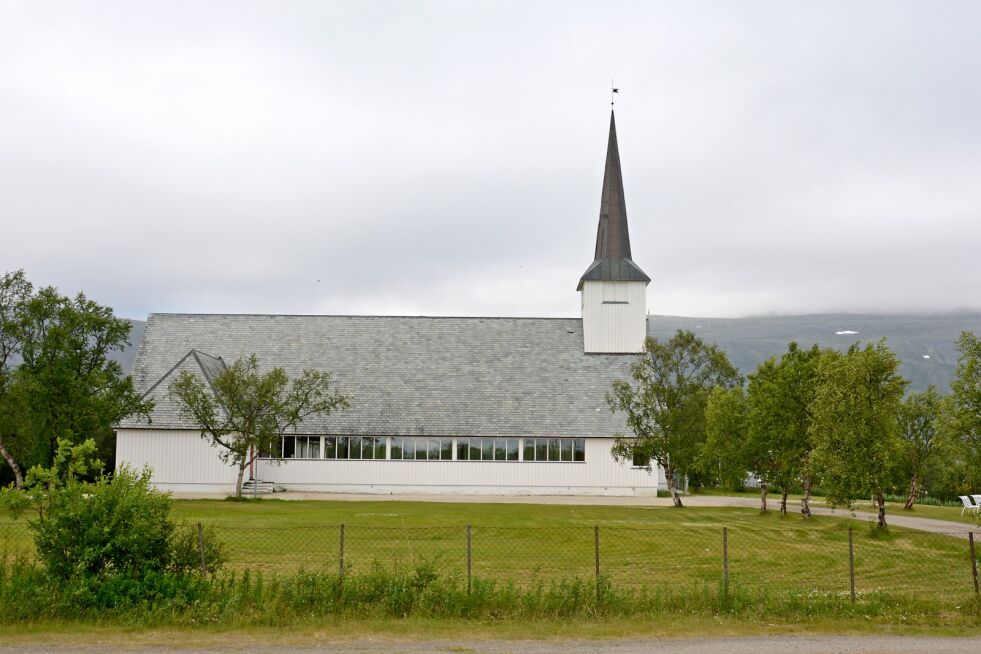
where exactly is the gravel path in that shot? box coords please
[5,636,981,654]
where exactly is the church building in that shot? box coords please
[116,111,664,496]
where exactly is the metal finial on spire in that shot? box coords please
[610,80,619,107]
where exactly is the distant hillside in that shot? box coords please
[117,313,981,393]
[112,319,146,373]
[648,313,981,393]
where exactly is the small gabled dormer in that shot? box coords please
[578,111,651,354]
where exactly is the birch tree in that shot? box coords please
[170,354,349,497]
[609,330,741,508]
[0,271,31,487]
[810,341,907,528]
[700,385,755,499]
[746,343,830,518]
[949,332,981,489]
[896,386,945,509]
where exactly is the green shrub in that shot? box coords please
[2,439,226,585]
[168,522,227,574]
[32,465,174,579]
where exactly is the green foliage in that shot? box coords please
[609,330,741,506]
[31,466,176,579]
[746,343,829,502]
[1,560,972,626]
[895,386,946,507]
[698,386,750,490]
[168,523,227,574]
[948,331,981,488]
[0,270,152,486]
[170,353,349,497]
[2,439,225,582]
[809,341,908,526]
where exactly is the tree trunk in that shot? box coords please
[903,473,918,510]
[780,488,788,516]
[235,460,247,498]
[0,434,24,489]
[875,491,887,528]
[664,468,684,507]
[760,481,768,512]
[800,476,813,519]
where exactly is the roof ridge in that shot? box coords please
[146,313,586,321]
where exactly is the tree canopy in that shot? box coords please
[699,385,751,493]
[0,270,150,488]
[809,341,907,528]
[609,330,741,507]
[746,343,829,517]
[170,354,349,497]
[896,386,946,509]
[949,331,981,489]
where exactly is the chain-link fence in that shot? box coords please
[2,521,978,604]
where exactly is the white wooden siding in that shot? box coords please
[116,429,660,496]
[116,428,239,492]
[580,281,647,353]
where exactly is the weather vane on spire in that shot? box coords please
[611,80,619,107]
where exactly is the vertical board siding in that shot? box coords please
[117,430,659,496]
[581,281,647,353]
[117,428,238,488]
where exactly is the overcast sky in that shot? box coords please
[1,1,979,320]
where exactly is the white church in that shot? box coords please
[116,111,665,496]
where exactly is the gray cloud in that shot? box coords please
[1,0,979,320]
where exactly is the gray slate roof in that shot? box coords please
[121,314,646,438]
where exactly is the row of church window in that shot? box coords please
[273,436,585,462]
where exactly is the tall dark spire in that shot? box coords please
[577,110,650,290]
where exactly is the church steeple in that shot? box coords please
[578,110,650,354]
[577,110,650,291]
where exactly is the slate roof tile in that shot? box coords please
[121,314,647,437]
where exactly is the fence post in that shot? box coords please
[594,525,601,603]
[196,522,207,575]
[722,527,729,596]
[970,532,979,598]
[848,527,856,603]
[339,524,345,580]
[466,525,472,594]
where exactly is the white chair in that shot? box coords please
[960,496,979,516]
[972,495,981,514]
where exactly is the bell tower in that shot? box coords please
[578,111,651,353]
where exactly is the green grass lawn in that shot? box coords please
[4,498,976,607]
[826,499,981,526]
[689,487,981,527]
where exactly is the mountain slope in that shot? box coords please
[648,313,981,392]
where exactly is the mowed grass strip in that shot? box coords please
[2,499,976,603]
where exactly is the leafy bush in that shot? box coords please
[168,522,227,574]
[2,438,225,584]
[32,465,174,579]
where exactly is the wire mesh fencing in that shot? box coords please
[2,520,979,605]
